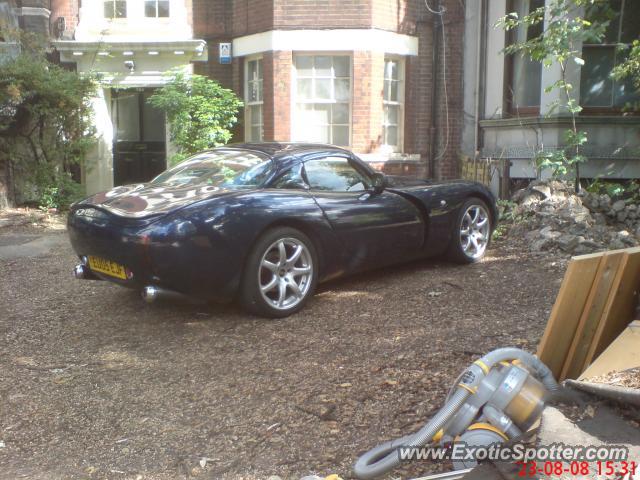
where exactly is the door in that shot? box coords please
[302,155,424,269]
[112,89,166,186]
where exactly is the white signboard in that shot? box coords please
[219,43,231,64]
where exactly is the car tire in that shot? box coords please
[447,197,492,264]
[240,227,318,318]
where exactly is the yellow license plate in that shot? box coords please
[88,255,127,280]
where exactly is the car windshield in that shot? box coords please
[150,150,272,188]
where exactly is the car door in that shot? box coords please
[302,154,424,269]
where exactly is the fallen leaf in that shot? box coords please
[339,382,352,388]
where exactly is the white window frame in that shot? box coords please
[244,56,264,142]
[291,53,352,147]
[382,56,404,152]
[144,0,170,18]
[103,0,127,19]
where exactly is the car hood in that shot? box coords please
[77,183,249,218]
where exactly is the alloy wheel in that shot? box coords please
[258,237,314,310]
[460,204,490,259]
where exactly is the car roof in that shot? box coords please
[217,142,352,165]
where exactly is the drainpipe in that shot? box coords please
[473,0,485,179]
[428,0,441,179]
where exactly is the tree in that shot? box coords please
[0,33,96,209]
[148,72,243,165]
[497,0,611,193]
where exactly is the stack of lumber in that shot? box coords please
[537,247,640,381]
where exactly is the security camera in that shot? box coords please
[124,60,135,73]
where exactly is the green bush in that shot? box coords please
[38,172,84,211]
[148,72,243,165]
[0,32,95,207]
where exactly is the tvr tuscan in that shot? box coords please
[68,143,497,317]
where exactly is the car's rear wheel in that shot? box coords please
[240,227,318,318]
[447,197,492,264]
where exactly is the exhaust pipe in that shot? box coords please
[141,285,186,303]
[73,264,101,280]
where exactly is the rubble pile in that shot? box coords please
[508,180,640,255]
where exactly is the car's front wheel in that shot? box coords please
[240,227,318,318]
[447,197,492,263]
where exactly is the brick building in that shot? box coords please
[2,0,465,195]
[193,0,464,180]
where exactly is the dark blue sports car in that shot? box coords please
[69,143,497,317]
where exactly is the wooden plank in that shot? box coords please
[579,320,640,380]
[583,247,640,370]
[560,251,625,380]
[536,252,602,379]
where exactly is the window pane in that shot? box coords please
[389,80,398,102]
[512,54,541,107]
[250,105,262,127]
[297,78,312,100]
[580,47,615,106]
[248,60,258,81]
[332,126,349,146]
[335,79,350,101]
[115,93,140,141]
[305,158,368,192]
[384,105,398,125]
[613,74,638,107]
[115,0,126,17]
[315,56,332,76]
[251,126,262,142]
[385,60,398,80]
[248,81,259,102]
[385,126,398,146]
[332,103,348,124]
[307,125,329,143]
[315,78,332,100]
[257,80,263,102]
[104,1,113,17]
[158,0,169,17]
[621,0,640,43]
[333,56,349,77]
[312,104,331,125]
[143,92,165,141]
[295,56,313,76]
[144,0,156,17]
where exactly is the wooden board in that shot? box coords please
[579,320,640,380]
[537,247,640,381]
[536,252,602,379]
[585,248,640,368]
[560,251,625,380]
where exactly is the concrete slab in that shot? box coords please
[0,233,68,260]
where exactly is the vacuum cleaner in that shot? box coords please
[353,347,560,479]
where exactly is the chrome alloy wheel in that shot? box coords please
[460,204,490,259]
[258,237,314,310]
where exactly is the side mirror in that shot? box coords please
[371,172,387,194]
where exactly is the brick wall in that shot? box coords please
[50,0,77,39]
[262,50,292,141]
[352,51,384,153]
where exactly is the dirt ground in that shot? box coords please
[0,214,567,480]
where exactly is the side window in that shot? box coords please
[303,157,371,192]
[271,165,306,189]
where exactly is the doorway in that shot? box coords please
[111,89,167,186]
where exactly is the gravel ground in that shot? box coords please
[0,224,566,480]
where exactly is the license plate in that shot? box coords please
[88,255,127,280]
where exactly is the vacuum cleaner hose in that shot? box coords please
[353,348,559,479]
[353,388,470,480]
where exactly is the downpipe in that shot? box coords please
[353,347,560,480]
